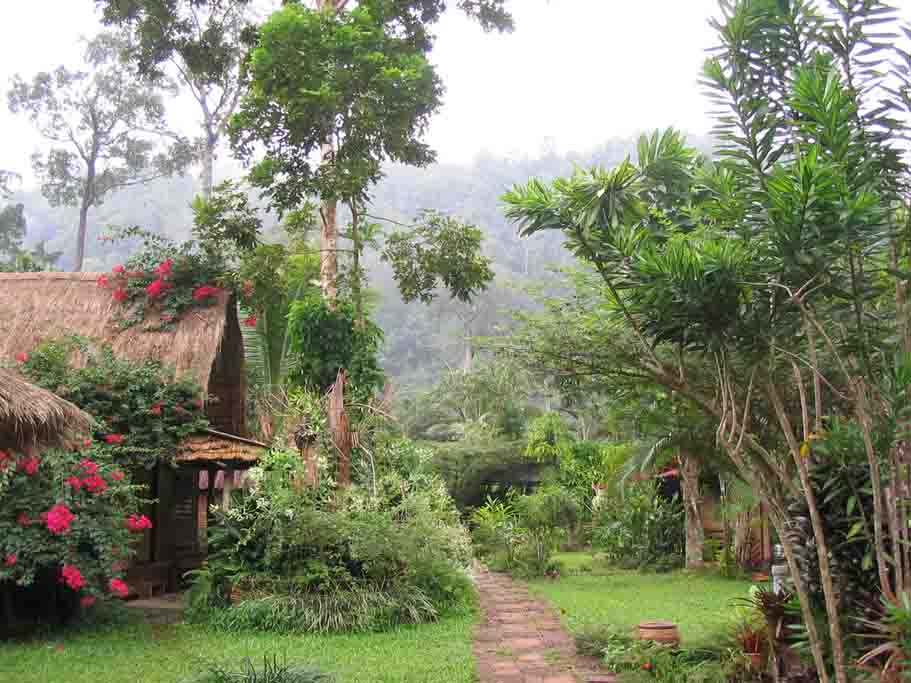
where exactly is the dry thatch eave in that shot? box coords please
[174,429,267,467]
[0,369,94,449]
[0,272,233,395]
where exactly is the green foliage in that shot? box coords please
[188,441,474,634]
[192,657,333,683]
[524,413,573,462]
[286,293,384,402]
[20,338,209,469]
[381,210,494,304]
[592,480,684,571]
[0,203,62,272]
[0,445,145,626]
[231,3,442,212]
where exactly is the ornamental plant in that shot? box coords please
[19,337,209,469]
[0,445,146,612]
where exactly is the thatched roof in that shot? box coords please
[175,429,267,466]
[0,369,94,449]
[0,272,234,395]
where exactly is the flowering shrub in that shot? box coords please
[19,337,209,469]
[0,446,146,610]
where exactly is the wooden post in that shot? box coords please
[222,469,234,511]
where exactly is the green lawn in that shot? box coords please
[530,553,754,648]
[0,613,478,683]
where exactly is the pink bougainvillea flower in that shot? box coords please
[82,474,108,495]
[149,403,163,416]
[96,275,109,288]
[192,285,219,301]
[104,434,124,446]
[17,457,40,476]
[16,513,31,527]
[112,288,128,303]
[80,596,96,608]
[15,352,28,363]
[193,399,204,410]
[60,565,85,591]
[109,578,129,598]
[46,504,76,536]
[160,313,173,323]
[126,514,153,533]
[79,460,98,475]
[145,278,167,299]
[243,315,257,328]
[65,476,83,491]
[111,470,125,482]
[81,438,93,449]
[112,264,125,274]
[154,259,173,277]
[5,554,17,567]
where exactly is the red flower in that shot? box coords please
[126,514,153,533]
[66,476,83,491]
[149,403,163,416]
[112,264,125,274]
[104,434,124,446]
[80,596,96,608]
[60,565,85,591]
[46,504,76,536]
[192,285,220,301]
[146,278,167,299]
[15,352,28,363]
[17,457,40,476]
[243,315,258,328]
[111,470,125,482]
[160,314,173,323]
[82,474,108,495]
[109,578,129,598]
[81,438,93,449]
[96,275,109,288]
[79,459,98,475]
[154,259,173,277]
[193,399,204,410]
[16,513,31,527]
[112,288,128,303]
[4,554,16,567]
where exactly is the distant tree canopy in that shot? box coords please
[7,33,193,271]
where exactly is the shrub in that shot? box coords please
[188,444,474,633]
[0,446,146,633]
[592,480,684,570]
[192,657,333,683]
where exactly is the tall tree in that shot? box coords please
[96,0,254,198]
[8,33,193,271]
[231,0,512,302]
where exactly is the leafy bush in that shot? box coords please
[191,657,332,683]
[20,338,209,469]
[592,480,684,571]
[188,442,474,633]
[0,445,146,632]
[471,486,578,578]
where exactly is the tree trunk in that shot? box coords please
[349,201,364,326]
[679,451,704,569]
[320,194,338,304]
[200,137,215,200]
[74,202,90,272]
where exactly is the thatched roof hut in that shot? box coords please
[0,369,93,450]
[0,272,247,436]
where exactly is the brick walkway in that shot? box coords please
[473,566,615,683]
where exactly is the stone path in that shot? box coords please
[473,566,615,683]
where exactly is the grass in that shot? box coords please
[0,611,478,683]
[529,552,754,648]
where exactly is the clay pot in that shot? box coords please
[638,621,680,647]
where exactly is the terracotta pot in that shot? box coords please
[638,621,680,647]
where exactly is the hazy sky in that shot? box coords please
[3,0,911,186]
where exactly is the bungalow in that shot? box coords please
[0,272,267,594]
